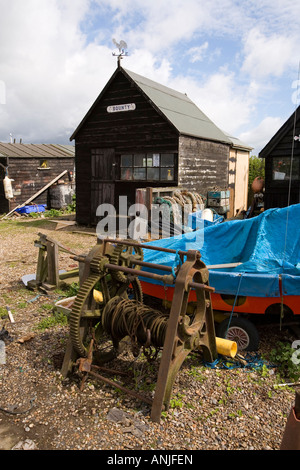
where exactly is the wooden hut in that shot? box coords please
[70,66,251,225]
[259,105,300,210]
[0,143,75,214]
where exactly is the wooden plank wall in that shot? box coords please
[75,72,178,152]
[75,145,92,225]
[5,157,74,209]
[264,117,300,210]
[178,135,230,195]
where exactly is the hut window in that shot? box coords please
[121,155,133,167]
[272,157,299,181]
[120,153,175,181]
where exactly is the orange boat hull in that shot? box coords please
[140,281,300,316]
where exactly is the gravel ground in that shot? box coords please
[0,216,299,452]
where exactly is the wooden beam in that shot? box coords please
[1,170,68,219]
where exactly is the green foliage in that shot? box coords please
[67,194,76,212]
[248,155,265,206]
[169,393,184,409]
[39,303,54,312]
[66,282,79,296]
[248,155,265,188]
[28,195,76,219]
[269,341,300,381]
[228,409,243,418]
[17,301,27,309]
[0,307,8,318]
[36,309,68,330]
[186,366,205,382]
[54,282,79,298]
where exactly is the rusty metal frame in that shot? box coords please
[150,249,217,422]
[65,238,218,423]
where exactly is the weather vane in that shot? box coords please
[112,39,129,67]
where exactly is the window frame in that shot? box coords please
[119,152,177,182]
[271,156,300,182]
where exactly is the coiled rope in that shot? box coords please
[101,296,169,359]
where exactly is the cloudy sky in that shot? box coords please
[0,0,299,155]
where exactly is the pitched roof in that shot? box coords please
[0,143,75,159]
[223,132,253,151]
[259,105,300,158]
[123,68,232,144]
[71,67,251,147]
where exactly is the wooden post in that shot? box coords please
[35,246,48,285]
[45,241,59,289]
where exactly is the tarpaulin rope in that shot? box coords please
[172,249,182,278]
[225,272,244,336]
[203,352,276,371]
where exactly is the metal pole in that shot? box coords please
[102,238,190,257]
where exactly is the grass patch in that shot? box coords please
[0,306,8,318]
[36,309,68,330]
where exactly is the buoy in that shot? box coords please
[201,208,214,222]
[3,176,14,199]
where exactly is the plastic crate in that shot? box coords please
[16,204,46,214]
[207,190,230,199]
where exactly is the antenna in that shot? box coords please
[112,38,129,67]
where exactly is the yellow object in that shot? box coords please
[93,289,103,303]
[216,337,237,358]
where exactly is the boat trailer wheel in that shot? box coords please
[217,317,259,351]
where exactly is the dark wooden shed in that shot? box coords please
[70,66,251,225]
[0,143,75,214]
[259,105,300,210]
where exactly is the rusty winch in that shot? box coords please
[61,238,236,423]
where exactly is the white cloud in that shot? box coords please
[125,50,172,84]
[241,27,299,79]
[238,116,284,155]
[166,71,258,137]
[187,42,209,63]
[0,0,299,147]
[0,0,114,142]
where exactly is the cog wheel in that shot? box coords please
[69,270,143,363]
[109,242,143,283]
[69,273,103,358]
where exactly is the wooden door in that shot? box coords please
[91,148,116,225]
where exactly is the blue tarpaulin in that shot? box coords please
[141,204,300,298]
[187,210,224,229]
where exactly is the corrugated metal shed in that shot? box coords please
[0,143,75,158]
[123,68,232,144]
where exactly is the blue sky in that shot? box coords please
[0,0,299,155]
